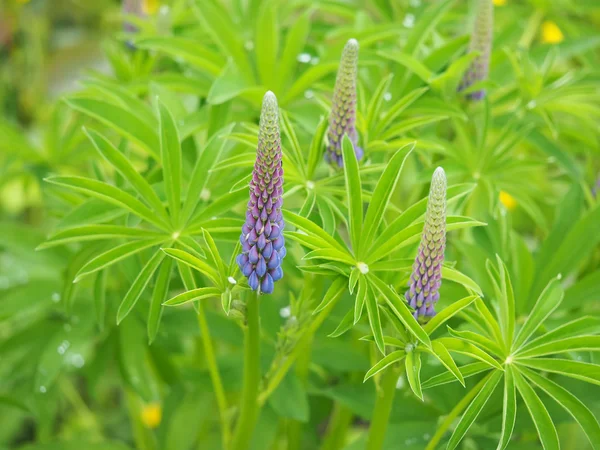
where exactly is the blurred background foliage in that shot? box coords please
[0,0,599,449]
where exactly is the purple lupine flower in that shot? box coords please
[458,0,494,100]
[236,91,285,295]
[406,167,447,322]
[325,38,364,167]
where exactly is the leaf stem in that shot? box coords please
[197,303,231,447]
[366,368,399,450]
[320,402,354,450]
[231,290,261,450]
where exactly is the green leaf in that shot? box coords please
[497,365,517,450]
[328,309,355,338]
[65,97,159,158]
[284,210,349,255]
[157,101,182,227]
[518,335,600,358]
[438,337,503,370]
[84,128,168,221]
[446,370,502,450]
[441,267,483,296]
[366,73,394,138]
[306,116,328,179]
[359,143,414,257]
[74,239,164,282]
[422,362,490,389]
[341,135,363,256]
[134,36,224,76]
[364,350,405,381]
[254,2,278,88]
[278,10,310,91]
[516,358,600,386]
[494,256,516,349]
[365,285,384,354]
[163,287,222,306]
[38,225,163,250]
[375,87,429,135]
[283,62,338,104]
[192,0,254,83]
[94,270,106,331]
[148,257,172,344]
[513,369,560,450]
[521,366,600,450]
[117,250,166,324]
[354,275,367,324]
[513,276,564,351]
[426,341,465,387]
[377,51,432,83]
[201,229,226,283]
[182,124,235,223]
[313,277,346,314]
[405,351,423,400]
[565,270,600,309]
[280,111,306,177]
[519,317,600,354]
[268,371,309,423]
[448,326,504,357]
[189,187,248,225]
[45,176,169,230]
[369,274,431,348]
[404,0,456,56]
[161,248,220,286]
[423,295,477,335]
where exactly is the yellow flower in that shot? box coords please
[541,21,564,44]
[493,0,506,6]
[499,191,517,211]
[141,403,162,429]
[143,0,160,15]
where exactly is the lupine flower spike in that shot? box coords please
[458,0,494,100]
[325,38,364,167]
[236,91,286,295]
[406,167,447,322]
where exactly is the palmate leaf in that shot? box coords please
[422,362,490,390]
[519,317,600,354]
[513,369,560,450]
[74,238,165,282]
[358,143,414,258]
[365,284,384,354]
[45,176,170,230]
[157,101,182,228]
[497,365,517,450]
[446,370,503,450]
[84,128,168,222]
[163,287,222,306]
[516,358,600,386]
[148,257,172,344]
[363,350,405,381]
[425,341,465,387]
[117,250,166,325]
[313,277,346,314]
[521,366,600,450]
[517,335,600,358]
[161,248,221,287]
[37,225,163,250]
[65,97,159,158]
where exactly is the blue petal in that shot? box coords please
[248,271,259,290]
[260,273,274,294]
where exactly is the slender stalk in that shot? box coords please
[231,290,261,450]
[320,402,353,450]
[124,389,157,450]
[286,334,313,450]
[197,303,231,448]
[366,368,399,450]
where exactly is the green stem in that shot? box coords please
[286,334,313,450]
[320,403,353,450]
[366,368,399,450]
[124,389,157,450]
[197,303,231,448]
[231,290,261,450]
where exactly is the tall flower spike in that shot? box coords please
[236,91,286,295]
[406,167,447,322]
[325,38,364,167]
[458,0,494,100]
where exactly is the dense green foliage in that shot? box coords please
[1,1,600,449]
